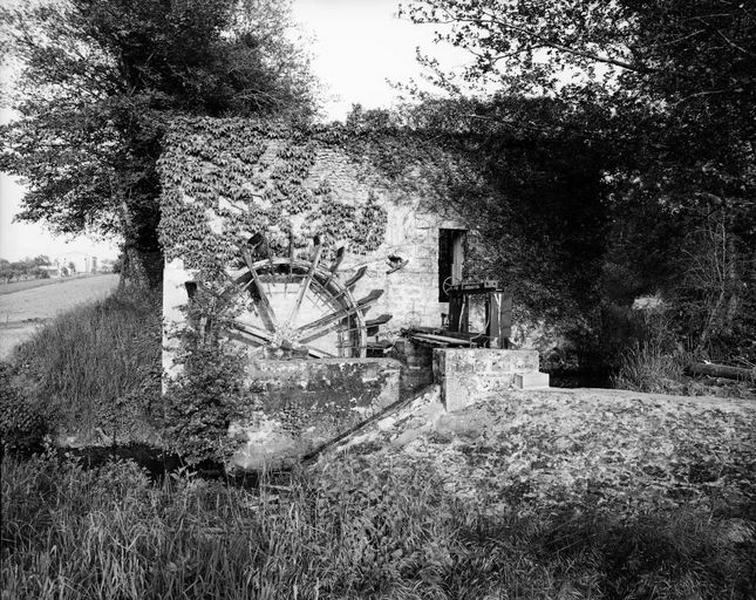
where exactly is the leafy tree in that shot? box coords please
[0,0,316,288]
[401,0,756,358]
[0,255,52,282]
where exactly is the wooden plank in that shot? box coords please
[409,337,449,347]
[409,332,475,346]
[366,340,393,349]
[402,327,484,342]
[448,279,503,295]
[365,313,392,327]
[344,266,368,289]
[357,289,384,306]
[366,313,392,336]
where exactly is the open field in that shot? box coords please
[0,274,119,359]
[0,274,106,296]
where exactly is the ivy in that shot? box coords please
[155,115,445,463]
[158,116,392,281]
[161,287,252,464]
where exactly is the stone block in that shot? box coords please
[433,349,543,412]
[231,358,401,470]
[514,371,550,390]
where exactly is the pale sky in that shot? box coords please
[0,0,466,262]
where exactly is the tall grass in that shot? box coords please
[612,340,687,394]
[10,291,161,443]
[2,452,754,600]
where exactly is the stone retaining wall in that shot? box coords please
[230,358,401,469]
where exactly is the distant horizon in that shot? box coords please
[0,251,119,262]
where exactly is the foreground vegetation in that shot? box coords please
[4,291,161,448]
[2,289,753,599]
[2,448,754,600]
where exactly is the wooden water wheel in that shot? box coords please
[223,234,391,359]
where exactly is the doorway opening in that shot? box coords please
[438,229,466,302]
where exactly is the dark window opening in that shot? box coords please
[438,229,466,302]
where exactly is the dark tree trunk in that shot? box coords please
[119,243,163,291]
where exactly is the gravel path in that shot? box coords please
[0,274,119,359]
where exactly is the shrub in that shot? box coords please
[0,362,46,455]
[612,340,687,394]
[162,333,249,465]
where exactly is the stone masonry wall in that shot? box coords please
[162,142,467,365]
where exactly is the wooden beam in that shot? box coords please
[344,265,368,289]
[296,290,383,343]
[448,280,503,295]
[241,249,278,331]
[686,362,755,380]
[286,241,323,325]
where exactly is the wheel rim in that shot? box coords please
[228,257,367,359]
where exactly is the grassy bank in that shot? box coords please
[7,290,161,446]
[2,450,754,600]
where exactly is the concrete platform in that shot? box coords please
[433,349,549,411]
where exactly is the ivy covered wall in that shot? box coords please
[159,116,467,369]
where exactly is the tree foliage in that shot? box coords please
[401,0,756,359]
[0,0,316,288]
[0,255,52,282]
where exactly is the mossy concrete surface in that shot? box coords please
[230,358,401,470]
[333,387,756,522]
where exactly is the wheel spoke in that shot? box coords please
[298,316,348,345]
[228,321,274,347]
[296,289,383,338]
[242,248,278,332]
[321,246,345,288]
[286,240,323,326]
[306,346,335,359]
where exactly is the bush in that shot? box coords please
[163,334,249,465]
[0,362,46,455]
[10,290,162,444]
[612,340,687,394]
